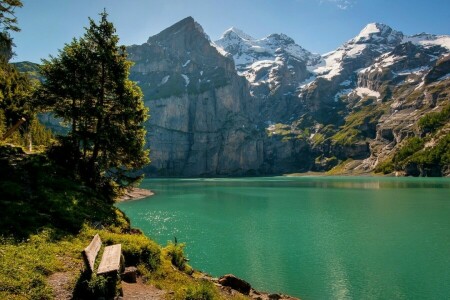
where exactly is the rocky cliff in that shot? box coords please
[127,17,264,176]
[127,19,450,176]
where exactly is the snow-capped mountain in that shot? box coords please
[123,17,450,176]
[214,28,320,97]
[211,22,450,175]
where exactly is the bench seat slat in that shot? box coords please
[83,234,102,272]
[97,244,122,275]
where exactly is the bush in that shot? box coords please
[185,281,216,300]
[165,241,193,274]
[393,137,424,165]
[418,104,450,133]
[375,159,394,174]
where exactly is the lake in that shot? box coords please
[117,177,450,299]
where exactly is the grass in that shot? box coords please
[0,145,249,299]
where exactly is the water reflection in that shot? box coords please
[150,176,450,190]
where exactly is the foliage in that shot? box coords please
[0,229,85,300]
[408,133,450,166]
[326,159,354,175]
[374,159,394,174]
[165,241,193,274]
[377,133,450,175]
[12,61,42,82]
[332,105,385,146]
[0,0,23,61]
[392,137,425,166]
[185,281,217,300]
[0,145,119,238]
[37,11,149,193]
[418,104,450,133]
[0,59,34,124]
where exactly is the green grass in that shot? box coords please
[0,145,249,299]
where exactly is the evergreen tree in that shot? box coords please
[0,59,33,124]
[38,11,149,192]
[0,0,23,61]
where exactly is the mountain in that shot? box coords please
[124,18,450,176]
[27,19,449,177]
[127,17,265,176]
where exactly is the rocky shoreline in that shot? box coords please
[117,187,154,202]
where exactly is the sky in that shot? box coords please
[10,0,450,63]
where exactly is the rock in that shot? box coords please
[269,293,282,299]
[124,18,450,177]
[121,267,137,283]
[218,274,251,295]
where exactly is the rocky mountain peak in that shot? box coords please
[221,27,255,41]
[350,22,403,46]
[266,33,295,44]
[124,17,450,177]
[147,16,209,45]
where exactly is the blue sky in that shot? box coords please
[11,0,450,63]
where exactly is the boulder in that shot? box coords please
[121,266,137,283]
[218,274,251,295]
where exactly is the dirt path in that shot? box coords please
[47,271,74,300]
[121,278,165,299]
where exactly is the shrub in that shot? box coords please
[418,104,450,133]
[185,281,216,300]
[375,159,394,174]
[393,137,424,165]
[165,241,193,274]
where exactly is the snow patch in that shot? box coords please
[404,34,450,51]
[210,42,230,57]
[355,23,381,41]
[346,44,366,57]
[355,87,380,100]
[298,75,317,90]
[160,75,170,86]
[182,60,191,67]
[340,80,352,86]
[181,74,190,87]
[396,66,430,76]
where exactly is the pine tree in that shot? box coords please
[38,11,149,193]
[0,0,23,61]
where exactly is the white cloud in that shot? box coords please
[322,0,356,10]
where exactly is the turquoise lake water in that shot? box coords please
[117,177,450,299]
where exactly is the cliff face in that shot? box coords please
[127,17,264,176]
[125,18,450,176]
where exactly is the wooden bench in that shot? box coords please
[83,234,124,275]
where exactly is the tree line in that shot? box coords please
[1,1,150,196]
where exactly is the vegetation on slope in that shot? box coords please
[375,104,450,176]
[0,145,245,299]
[0,5,249,299]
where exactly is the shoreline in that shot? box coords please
[117,187,154,202]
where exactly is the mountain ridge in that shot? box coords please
[127,17,450,176]
[18,17,450,176]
